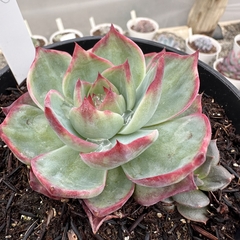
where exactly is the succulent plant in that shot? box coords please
[191,36,216,53]
[216,50,240,80]
[0,26,233,233]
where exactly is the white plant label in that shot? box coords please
[0,0,35,84]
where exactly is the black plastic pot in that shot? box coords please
[1,36,240,132]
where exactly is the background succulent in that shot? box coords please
[0,26,233,233]
[190,36,216,53]
[216,50,240,80]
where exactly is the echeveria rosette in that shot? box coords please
[0,26,232,233]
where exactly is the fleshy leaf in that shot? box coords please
[102,61,136,110]
[82,201,122,234]
[177,94,203,118]
[119,55,164,134]
[88,73,119,96]
[27,47,71,110]
[31,146,107,199]
[177,205,209,224]
[80,129,158,169]
[69,97,124,139]
[73,80,91,107]
[194,140,220,179]
[2,92,36,115]
[199,165,234,191]
[83,167,134,217]
[62,43,113,103]
[145,52,199,126]
[97,88,126,115]
[122,113,211,187]
[0,104,63,165]
[29,168,61,200]
[172,190,210,208]
[44,90,99,152]
[92,25,146,88]
[134,173,196,206]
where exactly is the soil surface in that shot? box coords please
[1,84,240,240]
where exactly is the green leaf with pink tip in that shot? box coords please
[176,94,203,118]
[2,92,36,115]
[146,52,199,126]
[122,113,211,187]
[73,80,91,107]
[83,167,134,217]
[199,165,234,191]
[102,61,136,110]
[173,190,210,208]
[31,145,107,199]
[97,88,126,115]
[80,129,158,169]
[44,90,99,152]
[0,104,63,165]
[134,173,196,206]
[119,55,164,134]
[82,201,121,234]
[88,73,119,96]
[27,47,72,110]
[62,43,113,103]
[69,98,124,139]
[176,205,209,224]
[92,25,146,88]
[29,168,61,200]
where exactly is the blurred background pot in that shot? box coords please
[127,17,159,40]
[90,23,123,36]
[233,34,240,55]
[185,34,222,64]
[213,57,240,90]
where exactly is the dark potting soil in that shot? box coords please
[189,41,217,54]
[1,83,240,240]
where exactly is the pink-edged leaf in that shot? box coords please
[80,129,158,169]
[177,205,209,224]
[173,190,210,208]
[62,43,113,103]
[92,25,146,88]
[97,88,126,115]
[69,97,124,139]
[27,47,72,110]
[29,168,61,200]
[146,51,200,126]
[144,52,157,69]
[44,90,99,152]
[120,54,164,134]
[31,146,107,199]
[88,73,119,96]
[82,201,123,234]
[73,79,91,107]
[176,94,203,118]
[134,173,197,206]
[102,61,136,110]
[83,167,134,217]
[2,92,36,115]
[0,104,63,165]
[122,113,211,187]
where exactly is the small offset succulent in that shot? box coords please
[216,50,240,80]
[191,37,216,53]
[0,26,233,233]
